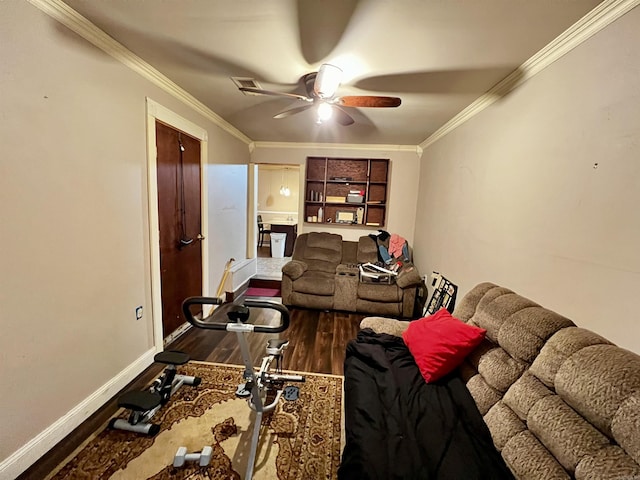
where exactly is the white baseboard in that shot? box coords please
[0,348,156,480]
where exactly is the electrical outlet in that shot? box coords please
[135,306,143,320]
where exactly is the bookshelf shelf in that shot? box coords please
[304,157,389,227]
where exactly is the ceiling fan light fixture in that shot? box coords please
[317,102,334,123]
[314,63,342,98]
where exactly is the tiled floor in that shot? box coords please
[255,246,290,280]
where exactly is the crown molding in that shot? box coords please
[28,0,252,146]
[253,141,422,156]
[29,0,637,154]
[419,0,640,150]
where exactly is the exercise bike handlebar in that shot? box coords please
[181,296,291,333]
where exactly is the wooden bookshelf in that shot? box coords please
[304,157,389,227]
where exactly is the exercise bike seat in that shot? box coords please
[118,390,162,412]
[266,339,289,355]
[154,350,190,365]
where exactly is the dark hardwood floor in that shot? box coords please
[18,305,364,480]
[175,305,363,376]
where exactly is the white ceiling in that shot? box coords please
[62,0,603,146]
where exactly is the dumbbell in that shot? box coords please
[173,446,213,467]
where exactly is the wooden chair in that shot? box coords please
[257,215,271,248]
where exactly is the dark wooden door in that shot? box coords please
[156,121,203,338]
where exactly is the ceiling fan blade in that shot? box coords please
[297,0,360,64]
[332,106,355,126]
[336,96,402,108]
[239,87,311,102]
[273,104,315,119]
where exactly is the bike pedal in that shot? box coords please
[235,383,251,398]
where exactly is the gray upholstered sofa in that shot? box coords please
[361,282,640,479]
[281,232,422,317]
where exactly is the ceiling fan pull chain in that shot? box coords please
[177,133,193,248]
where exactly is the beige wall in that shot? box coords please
[257,165,301,223]
[413,7,640,354]
[251,146,422,244]
[0,1,249,472]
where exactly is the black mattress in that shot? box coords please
[339,329,514,480]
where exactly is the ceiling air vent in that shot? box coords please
[231,77,263,95]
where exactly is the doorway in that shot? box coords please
[256,164,300,258]
[146,98,209,349]
[253,164,300,281]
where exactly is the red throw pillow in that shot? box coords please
[402,309,486,383]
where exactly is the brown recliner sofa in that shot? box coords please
[359,283,640,479]
[281,232,422,317]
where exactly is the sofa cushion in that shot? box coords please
[402,309,487,383]
[612,391,640,467]
[465,373,503,415]
[502,430,571,479]
[289,292,334,310]
[303,232,343,272]
[529,327,612,389]
[356,236,378,264]
[341,240,359,264]
[528,395,610,472]
[292,271,335,296]
[484,400,526,451]
[555,344,640,441]
[574,445,640,480]
[503,371,554,421]
[360,316,410,337]
[395,263,421,288]
[358,283,402,302]
[472,288,539,343]
[477,347,527,393]
[496,306,575,363]
[356,299,403,318]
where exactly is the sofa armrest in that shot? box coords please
[282,260,308,280]
[396,263,422,288]
[360,316,410,337]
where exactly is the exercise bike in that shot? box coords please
[109,350,201,435]
[182,296,304,480]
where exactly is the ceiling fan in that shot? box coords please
[239,64,401,126]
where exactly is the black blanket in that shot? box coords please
[339,329,514,480]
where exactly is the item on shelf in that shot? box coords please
[331,176,353,181]
[327,195,345,203]
[356,207,364,224]
[318,207,323,223]
[336,211,356,223]
[347,194,364,203]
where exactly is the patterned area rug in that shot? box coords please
[48,362,343,480]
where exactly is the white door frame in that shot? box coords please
[145,97,209,350]
[247,163,258,259]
